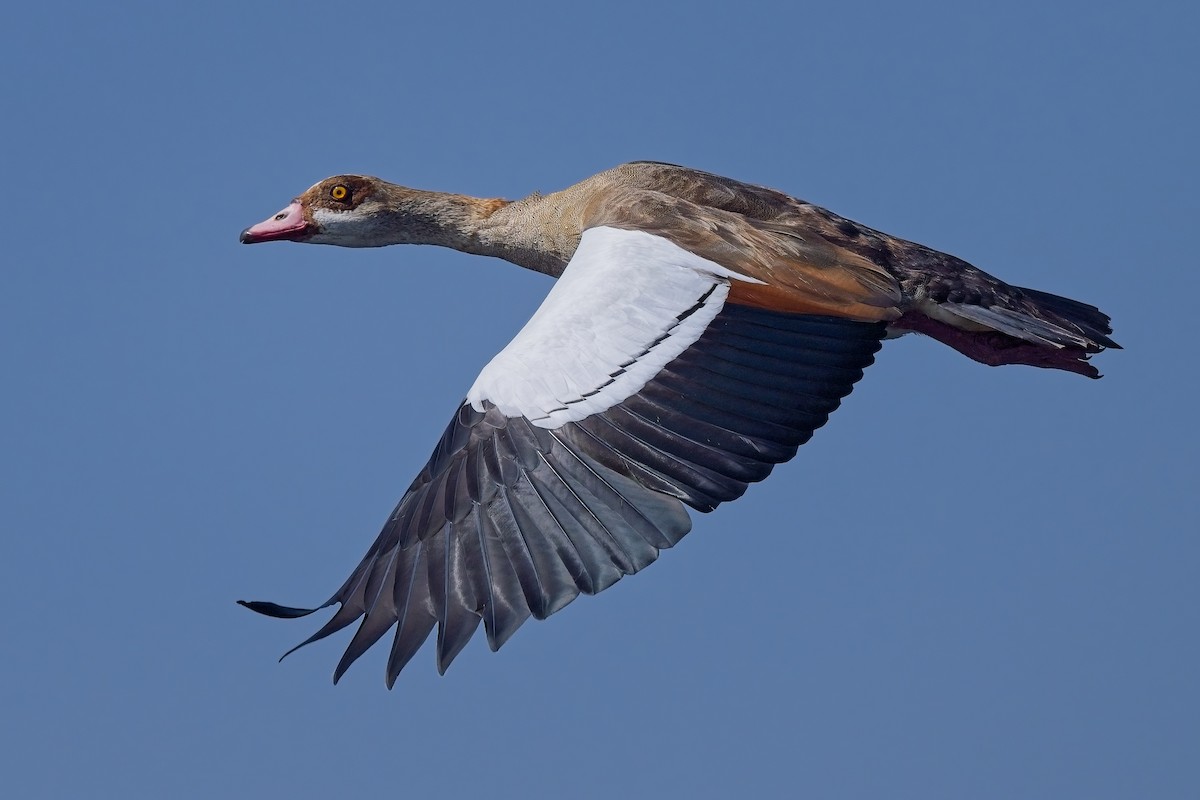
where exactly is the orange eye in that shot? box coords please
[330,184,349,201]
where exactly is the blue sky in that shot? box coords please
[2,1,1196,797]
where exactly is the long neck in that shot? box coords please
[372,185,576,277]
[372,187,505,251]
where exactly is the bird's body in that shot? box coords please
[240,162,1117,685]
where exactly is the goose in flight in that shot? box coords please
[239,161,1117,686]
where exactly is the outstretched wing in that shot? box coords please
[241,226,887,685]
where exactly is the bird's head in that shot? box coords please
[240,175,399,247]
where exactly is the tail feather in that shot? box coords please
[892,285,1119,379]
[942,303,1093,350]
[1016,287,1120,351]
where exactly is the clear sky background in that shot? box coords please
[2,1,1196,798]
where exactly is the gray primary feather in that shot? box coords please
[239,306,885,684]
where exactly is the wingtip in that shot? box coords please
[279,638,310,663]
[237,599,322,619]
[332,655,354,685]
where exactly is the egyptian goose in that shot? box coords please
[239,161,1117,685]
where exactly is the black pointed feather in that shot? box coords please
[334,550,401,683]
[436,523,485,674]
[424,524,449,630]
[502,475,582,618]
[279,597,366,662]
[475,507,534,649]
[384,548,437,686]
[237,600,324,619]
[525,450,636,588]
[484,487,551,620]
[522,463,605,595]
[545,433,682,564]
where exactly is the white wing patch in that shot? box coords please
[467,227,761,429]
